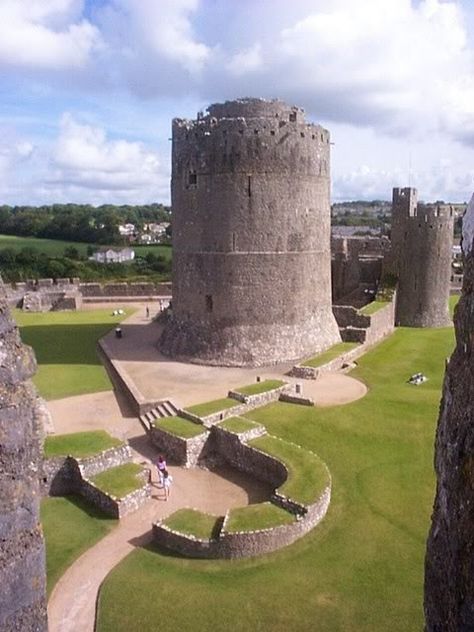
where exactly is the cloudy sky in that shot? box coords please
[1,0,474,205]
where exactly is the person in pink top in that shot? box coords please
[155,455,167,486]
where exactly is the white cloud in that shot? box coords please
[0,0,101,69]
[46,114,168,203]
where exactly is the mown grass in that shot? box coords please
[234,380,285,396]
[217,417,262,434]
[155,416,206,438]
[41,495,116,595]
[91,463,144,498]
[44,430,123,458]
[302,341,359,368]
[0,233,172,260]
[14,308,132,399]
[185,397,237,417]
[225,502,294,533]
[96,323,456,632]
[164,509,220,539]
[359,300,389,315]
[249,435,329,506]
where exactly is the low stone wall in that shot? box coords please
[228,383,290,406]
[80,476,151,519]
[77,444,132,478]
[149,425,209,467]
[39,456,81,496]
[40,444,132,496]
[278,393,314,406]
[79,281,172,298]
[363,299,395,345]
[212,426,288,487]
[333,305,370,329]
[152,485,331,559]
[178,404,248,427]
[97,338,163,415]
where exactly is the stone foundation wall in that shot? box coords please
[149,426,209,467]
[40,444,132,496]
[227,383,290,406]
[212,427,288,487]
[80,477,150,519]
[152,485,331,559]
[79,281,171,298]
[278,393,314,406]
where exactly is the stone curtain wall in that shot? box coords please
[424,222,474,630]
[0,281,48,631]
[152,486,331,559]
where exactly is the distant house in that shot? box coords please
[144,222,170,235]
[90,248,135,264]
[118,223,136,237]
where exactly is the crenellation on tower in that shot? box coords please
[388,187,454,328]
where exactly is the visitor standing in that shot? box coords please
[163,470,173,500]
[146,305,150,319]
[155,455,167,486]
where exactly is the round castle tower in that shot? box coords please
[160,98,340,366]
[391,188,453,327]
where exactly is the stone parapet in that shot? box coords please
[149,425,209,468]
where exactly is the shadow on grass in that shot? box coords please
[61,494,117,523]
[19,324,116,365]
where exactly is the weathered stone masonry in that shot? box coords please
[424,208,474,631]
[0,281,48,632]
[160,97,340,366]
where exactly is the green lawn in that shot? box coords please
[44,431,123,458]
[249,435,330,506]
[185,397,238,417]
[217,417,262,434]
[302,341,359,368]
[0,233,172,260]
[234,379,285,396]
[91,463,145,499]
[155,416,207,438]
[225,502,294,533]
[359,300,389,315]
[96,324,456,632]
[164,509,221,539]
[41,495,116,595]
[14,308,132,399]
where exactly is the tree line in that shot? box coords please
[0,203,171,245]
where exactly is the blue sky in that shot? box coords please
[1,0,473,205]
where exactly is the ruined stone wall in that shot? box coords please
[424,203,474,629]
[149,425,209,467]
[151,486,331,559]
[0,281,48,631]
[160,97,340,366]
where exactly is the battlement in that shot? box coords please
[205,98,304,122]
[411,204,454,221]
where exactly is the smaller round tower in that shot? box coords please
[393,192,454,327]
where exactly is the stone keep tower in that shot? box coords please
[160,98,340,366]
[390,187,453,328]
[0,281,48,631]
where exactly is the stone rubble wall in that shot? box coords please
[80,476,151,519]
[0,280,48,631]
[227,383,291,405]
[289,298,395,379]
[278,393,314,406]
[149,425,209,468]
[151,485,331,559]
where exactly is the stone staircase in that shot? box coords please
[139,400,179,432]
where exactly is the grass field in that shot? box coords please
[185,397,238,417]
[0,233,172,259]
[155,416,207,438]
[234,379,285,396]
[359,300,389,315]
[96,324,456,632]
[226,502,294,533]
[14,308,132,400]
[44,431,123,458]
[164,509,220,539]
[41,496,116,595]
[302,341,359,367]
[217,417,262,434]
[91,463,145,498]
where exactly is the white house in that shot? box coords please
[118,223,136,237]
[90,248,135,264]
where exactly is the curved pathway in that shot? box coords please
[47,464,271,632]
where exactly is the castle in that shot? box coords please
[160,98,341,366]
